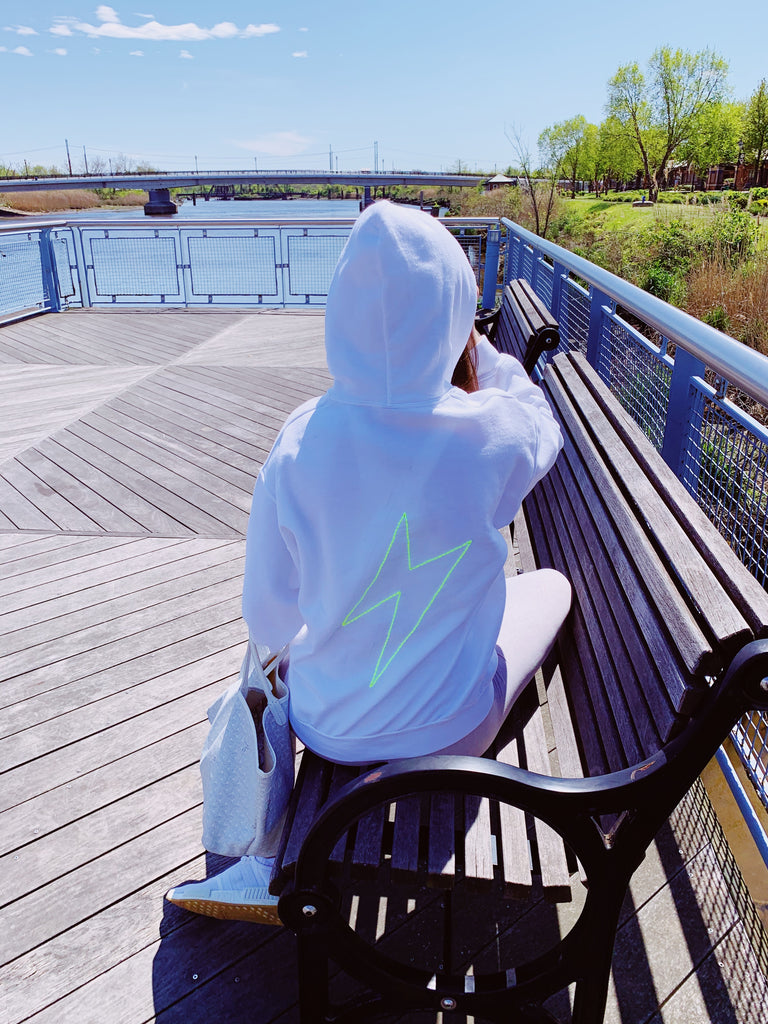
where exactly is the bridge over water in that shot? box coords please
[0,171,484,214]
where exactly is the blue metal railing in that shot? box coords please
[502,216,768,824]
[1,213,767,821]
[0,217,500,316]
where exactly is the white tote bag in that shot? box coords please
[200,639,294,858]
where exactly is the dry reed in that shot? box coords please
[686,255,768,356]
[0,189,145,213]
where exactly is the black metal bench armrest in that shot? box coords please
[474,305,500,341]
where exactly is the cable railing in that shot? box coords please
[1,212,767,825]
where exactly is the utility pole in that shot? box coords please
[254,157,258,171]
[65,138,72,175]
[374,141,378,174]
[194,154,198,172]
[329,145,333,172]
[83,146,89,174]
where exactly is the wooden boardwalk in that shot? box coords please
[1,310,766,1024]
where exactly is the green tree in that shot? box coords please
[598,116,641,190]
[744,79,768,187]
[544,115,589,197]
[678,102,744,188]
[606,47,729,201]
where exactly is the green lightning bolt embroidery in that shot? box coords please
[342,513,472,688]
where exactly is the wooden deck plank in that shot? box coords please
[0,591,242,748]
[0,539,238,634]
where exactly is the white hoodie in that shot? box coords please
[242,202,562,761]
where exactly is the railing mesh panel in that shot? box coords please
[732,714,768,814]
[188,235,278,296]
[679,388,768,586]
[0,236,44,315]
[286,234,349,296]
[451,233,484,284]
[90,236,180,296]
[557,280,589,354]
[530,262,553,309]
[598,318,672,452]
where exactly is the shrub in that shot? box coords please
[726,193,749,210]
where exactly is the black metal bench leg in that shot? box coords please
[297,930,331,1024]
[570,897,622,1024]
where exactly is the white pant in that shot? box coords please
[433,569,571,757]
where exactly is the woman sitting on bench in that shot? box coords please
[167,201,571,923]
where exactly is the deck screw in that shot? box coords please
[192,974,198,981]
[760,677,768,692]
[441,997,458,1011]
[302,904,318,918]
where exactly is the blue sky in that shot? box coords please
[2,1,767,174]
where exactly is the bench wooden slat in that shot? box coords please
[328,764,361,866]
[522,706,574,902]
[494,732,533,897]
[273,750,332,891]
[390,796,422,882]
[537,471,655,765]
[463,795,495,889]
[351,800,389,877]
[554,356,753,660]
[542,461,679,752]
[569,352,768,640]
[543,362,716,682]
[427,793,456,888]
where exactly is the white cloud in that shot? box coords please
[48,12,280,42]
[210,22,239,38]
[299,27,309,32]
[242,24,280,37]
[96,5,121,22]
[135,12,154,18]
[53,47,67,55]
[292,51,307,58]
[4,25,37,35]
[179,49,193,59]
[235,131,312,157]
[129,49,143,56]
[13,45,33,56]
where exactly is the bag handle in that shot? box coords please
[246,637,289,725]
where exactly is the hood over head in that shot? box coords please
[324,201,478,406]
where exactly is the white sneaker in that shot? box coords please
[166,856,281,925]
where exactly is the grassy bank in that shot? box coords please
[0,189,146,214]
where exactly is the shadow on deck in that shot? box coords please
[1,310,766,1023]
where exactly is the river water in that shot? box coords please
[63,197,362,220]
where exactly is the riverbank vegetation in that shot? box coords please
[0,189,146,214]
[453,186,768,356]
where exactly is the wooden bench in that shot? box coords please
[269,283,768,1024]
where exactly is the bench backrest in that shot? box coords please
[530,351,768,775]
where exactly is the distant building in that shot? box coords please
[485,173,518,190]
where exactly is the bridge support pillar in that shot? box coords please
[144,188,178,216]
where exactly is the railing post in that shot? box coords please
[505,233,522,285]
[482,227,501,309]
[586,287,613,372]
[550,261,568,323]
[661,346,707,475]
[38,229,61,313]
[71,226,92,308]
